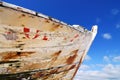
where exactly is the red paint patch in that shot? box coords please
[64,37,67,40]
[6,31,12,34]
[23,27,41,39]
[32,30,40,39]
[43,36,48,40]
[24,27,30,38]
[36,30,40,33]
[24,27,30,33]
[32,34,39,39]
[25,34,30,38]
[74,34,79,38]
[70,39,74,42]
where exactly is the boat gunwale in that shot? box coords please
[0,1,90,33]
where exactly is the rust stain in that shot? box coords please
[44,19,50,23]
[71,50,86,80]
[52,50,61,57]
[59,25,63,28]
[21,24,25,27]
[22,36,26,39]
[74,34,79,38]
[49,51,62,67]
[32,72,44,78]
[32,71,49,78]
[50,23,61,31]
[70,39,74,42]
[16,40,22,42]
[2,52,35,60]
[72,49,79,54]
[66,50,79,65]
[31,64,72,79]
[51,51,61,62]
[15,63,42,74]
[50,69,58,74]
[66,53,77,65]
[7,67,18,73]
[0,9,3,12]
[27,63,42,70]
[68,64,76,70]
[21,14,26,17]
[19,14,26,18]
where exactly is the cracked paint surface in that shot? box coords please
[0,2,96,80]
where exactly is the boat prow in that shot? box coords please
[0,1,97,80]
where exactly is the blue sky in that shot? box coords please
[3,0,120,80]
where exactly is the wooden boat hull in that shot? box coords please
[0,1,97,80]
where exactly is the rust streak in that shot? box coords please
[2,52,35,60]
[52,50,61,57]
[49,51,62,67]
[72,49,79,54]
[32,72,44,78]
[66,54,77,65]
[51,50,61,61]
[18,14,26,18]
[50,69,58,74]
[71,50,86,80]
[68,64,76,70]
[66,50,78,65]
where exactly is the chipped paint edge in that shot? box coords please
[0,1,94,33]
[0,1,98,79]
[0,1,67,26]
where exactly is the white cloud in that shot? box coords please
[102,64,120,79]
[103,56,110,62]
[111,9,119,15]
[95,64,104,67]
[84,55,91,61]
[80,64,90,70]
[74,55,120,80]
[103,55,120,63]
[102,64,114,71]
[74,64,120,80]
[102,33,112,40]
[113,56,120,62]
